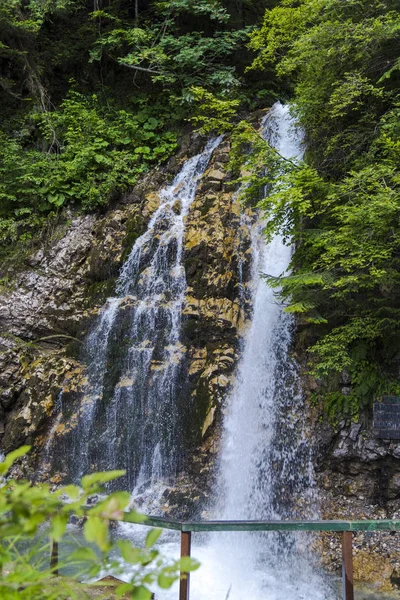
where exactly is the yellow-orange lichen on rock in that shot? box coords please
[353,550,398,592]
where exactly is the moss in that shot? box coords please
[86,278,117,308]
[86,243,120,283]
[121,214,146,261]
[181,317,200,343]
[353,551,395,591]
[0,212,76,279]
[200,196,215,216]
[65,339,82,360]
[0,239,32,280]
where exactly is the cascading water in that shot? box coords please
[217,103,309,525]
[48,137,221,492]
[157,103,335,600]
[46,103,336,598]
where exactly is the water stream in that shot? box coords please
[47,137,222,490]
[120,103,336,599]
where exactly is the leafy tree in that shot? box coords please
[0,446,199,599]
[240,0,400,419]
[88,0,250,101]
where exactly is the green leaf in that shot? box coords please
[88,491,131,519]
[0,446,31,475]
[122,510,148,524]
[117,539,143,564]
[134,146,151,155]
[81,470,125,491]
[116,583,134,597]
[47,193,65,206]
[63,485,81,500]
[131,586,152,600]
[157,572,176,588]
[50,513,68,541]
[145,528,162,548]
[22,511,47,534]
[70,547,98,562]
[283,301,315,314]
[83,516,110,551]
[144,117,158,130]
[179,556,200,571]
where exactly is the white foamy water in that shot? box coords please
[140,103,336,600]
[45,137,222,488]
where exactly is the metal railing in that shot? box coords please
[51,514,400,600]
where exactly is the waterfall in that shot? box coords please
[175,103,335,600]
[50,137,222,491]
[47,104,336,599]
[218,103,307,522]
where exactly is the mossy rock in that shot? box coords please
[200,196,215,216]
[86,279,117,308]
[121,214,147,261]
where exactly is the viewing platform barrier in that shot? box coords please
[51,514,400,600]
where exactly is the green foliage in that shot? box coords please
[0,92,177,243]
[0,0,277,247]
[189,86,240,133]
[237,0,400,416]
[250,0,400,175]
[89,1,250,100]
[0,447,199,599]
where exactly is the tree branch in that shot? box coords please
[118,62,163,75]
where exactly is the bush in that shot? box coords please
[0,446,198,599]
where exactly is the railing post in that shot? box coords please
[342,531,354,600]
[50,539,59,575]
[179,530,192,600]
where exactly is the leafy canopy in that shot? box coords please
[0,446,199,599]
[236,0,400,418]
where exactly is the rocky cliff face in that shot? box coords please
[0,200,147,459]
[0,135,255,492]
[309,403,400,593]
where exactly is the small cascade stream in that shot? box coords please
[217,104,308,524]
[47,137,221,491]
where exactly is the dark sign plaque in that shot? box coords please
[373,396,400,439]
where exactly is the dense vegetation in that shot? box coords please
[243,0,400,418]
[0,0,275,247]
[2,0,400,417]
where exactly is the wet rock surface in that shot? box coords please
[0,201,145,455]
[182,139,256,451]
[0,134,254,493]
[310,411,400,594]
